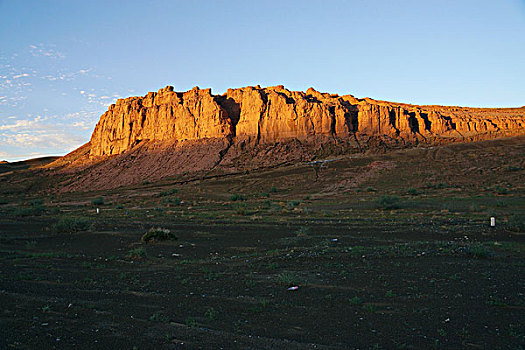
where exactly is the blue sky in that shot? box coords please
[1,0,524,161]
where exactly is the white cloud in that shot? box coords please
[0,118,37,131]
[72,121,90,130]
[12,73,30,79]
[0,116,87,159]
[29,44,66,59]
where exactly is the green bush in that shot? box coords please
[126,247,146,259]
[295,226,311,236]
[277,272,298,285]
[159,188,178,197]
[161,196,181,205]
[494,186,508,195]
[30,198,43,206]
[270,186,278,193]
[287,200,301,209]
[234,203,248,215]
[507,214,524,232]
[376,195,400,210]
[230,194,245,201]
[0,198,8,205]
[91,197,104,205]
[12,205,46,217]
[407,188,419,196]
[465,244,492,258]
[149,312,169,322]
[53,216,91,233]
[141,227,177,243]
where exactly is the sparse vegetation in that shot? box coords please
[464,244,492,258]
[230,194,245,201]
[376,195,400,209]
[295,226,311,237]
[407,188,419,196]
[204,307,217,321]
[91,196,104,205]
[149,312,169,322]
[185,317,198,327]
[349,296,362,305]
[287,200,301,209]
[141,227,177,243]
[507,214,524,232]
[277,272,298,285]
[12,205,46,217]
[159,188,178,197]
[126,247,146,259]
[53,216,91,233]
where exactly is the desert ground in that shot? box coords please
[0,136,523,349]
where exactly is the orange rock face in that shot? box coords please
[89,86,233,156]
[55,84,524,191]
[89,85,524,157]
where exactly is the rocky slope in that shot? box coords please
[53,85,525,190]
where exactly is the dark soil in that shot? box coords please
[0,137,524,349]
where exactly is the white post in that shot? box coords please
[96,208,100,214]
[490,217,495,227]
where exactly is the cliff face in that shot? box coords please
[55,85,524,191]
[89,86,233,156]
[89,85,524,157]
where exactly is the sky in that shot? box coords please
[0,0,524,161]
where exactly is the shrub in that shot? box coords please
[270,186,278,193]
[234,203,248,215]
[0,198,8,205]
[91,197,104,205]
[494,186,508,195]
[204,307,218,321]
[277,272,298,285]
[185,317,197,327]
[407,188,419,196]
[161,196,181,205]
[149,312,169,322]
[507,214,524,232]
[287,200,301,209]
[126,247,146,259]
[159,188,178,197]
[30,198,43,206]
[349,296,362,305]
[366,187,376,192]
[12,205,46,217]
[376,195,400,210]
[141,227,177,243]
[53,216,91,233]
[295,226,311,237]
[230,194,244,201]
[465,244,492,258]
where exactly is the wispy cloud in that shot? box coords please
[12,73,30,79]
[0,118,39,131]
[29,44,66,59]
[0,116,89,160]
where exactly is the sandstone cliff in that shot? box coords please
[55,85,524,191]
[89,85,524,157]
